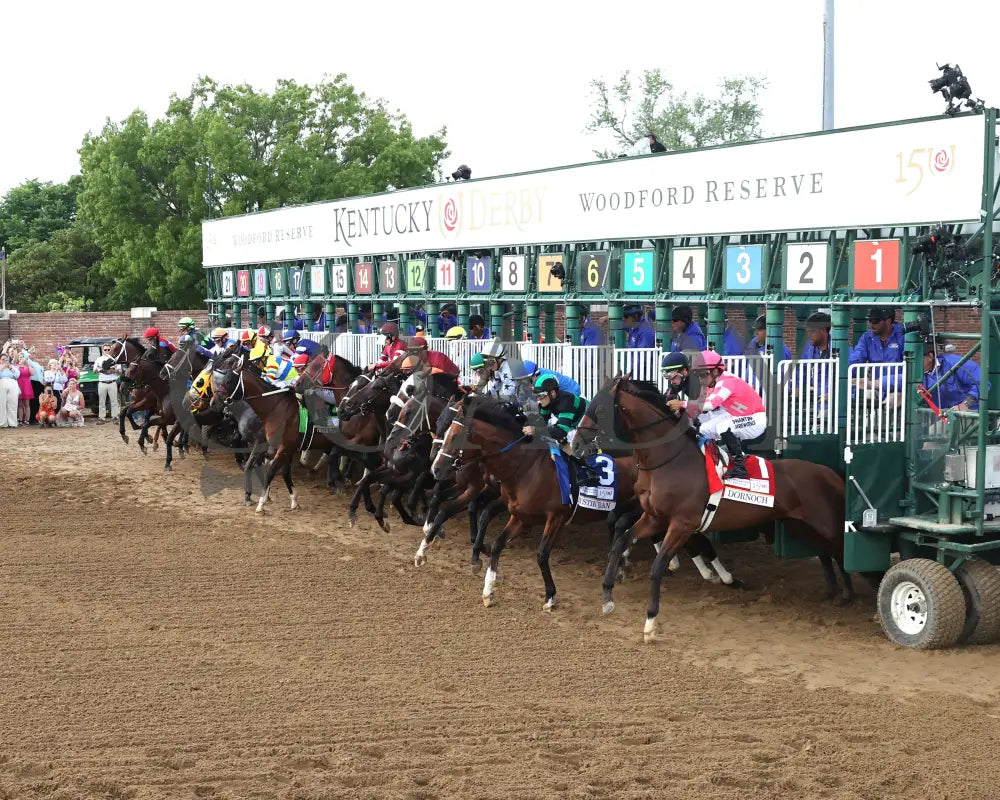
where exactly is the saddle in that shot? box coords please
[698,439,775,531]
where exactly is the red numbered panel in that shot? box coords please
[354,262,373,295]
[853,240,900,293]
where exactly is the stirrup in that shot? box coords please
[726,457,749,479]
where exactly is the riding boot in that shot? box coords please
[719,429,749,479]
[569,452,601,487]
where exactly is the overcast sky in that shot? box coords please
[1,0,998,197]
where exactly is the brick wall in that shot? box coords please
[2,310,210,361]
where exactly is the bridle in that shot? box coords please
[431,399,528,476]
[613,378,689,471]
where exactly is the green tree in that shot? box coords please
[585,69,766,158]
[5,225,110,312]
[78,75,449,308]
[0,176,82,254]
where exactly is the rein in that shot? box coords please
[615,381,689,471]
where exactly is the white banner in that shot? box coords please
[202,115,986,267]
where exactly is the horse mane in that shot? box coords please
[335,355,362,378]
[468,396,525,435]
[627,379,670,412]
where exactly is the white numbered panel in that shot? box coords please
[221,270,234,297]
[330,263,349,295]
[671,247,706,292]
[435,258,457,292]
[502,254,526,292]
[785,242,828,293]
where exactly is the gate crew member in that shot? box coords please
[745,315,792,360]
[578,305,605,346]
[849,307,906,393]
[438,304,458,336]
[667,350,765,479]
[623,306,656,349]
[468,315,491,340]
[922,340,987,411]
[669,305,706,352]
[723,318,747,356]
[798,311,833,404]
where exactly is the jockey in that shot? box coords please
[238,329,257,352]
[510,359,580,404]
[409,332,460,376]
[209,327,236,357]
[248,341,298,388]
[445,326,467,341]
[281,328,321,360]
[523,375,599,486]
[470,350,516,399]
[661,351,693,401]
[369,322,409,371]
[177,316,209,348]
[257,325,276,352]
[668,350,765,479]
[143,327,176,359]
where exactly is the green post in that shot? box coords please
[565,303,580,344]
[348,301,359,334]
[513,303,524,342]
[544,303,556,344]
[302,302,314,331]
[832,307,851,429]
[526,302,540,342]
[324,301,335,332]
[766,306,785,367]
[656,301,672,348]
[265,302,275,328]
[707,305,725,352]
[490,302,505,344]
[457,301,470,331]
[372,301,384,328]
[794,307,810,355]
[609,304,625,349]
[903,308,924,516]
[283,302,295,331]
[426,301,440,336]
[399,302,411,335]
[231,304,241,329]
[852,307,868,346]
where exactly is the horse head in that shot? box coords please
[210,355,243,411]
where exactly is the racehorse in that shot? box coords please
[608,377,854,642]
[108,337,157,444]
[122,349,186,467]
[211,353,301,513]
[431,393,642,610]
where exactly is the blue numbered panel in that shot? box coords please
[466,256,492,293]
[725,245,763,292]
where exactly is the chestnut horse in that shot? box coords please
[608,377,853,642]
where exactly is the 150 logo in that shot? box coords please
[895,145,955,195]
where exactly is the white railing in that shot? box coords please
[614,348,664,392]
[846,362,906,444]
[517,343,566,376]
[568,346,617,401]
[723,354,772,399]
[778,358,839,437]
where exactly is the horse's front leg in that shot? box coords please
[349,468,379,528]
[256,446,288,514]
[602,511,658,615]
[483,515,522,608]
[164,424,183,471]
[644,519,697,643]
[282,459,298,510]
[374,479,394,532]
[472,496,506,572]
[537,514,567,611]
[119,403,133,443]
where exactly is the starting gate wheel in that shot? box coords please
[954,559,1000,646]
[876,559,966,650]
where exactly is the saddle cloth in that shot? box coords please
[699,439,775,531]
[551,449,617,510]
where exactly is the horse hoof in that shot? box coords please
[542,597,557,612]
[121,436,129,445]
[414,553,426,568]
[601,601,615,615]
[483,593,495,608]
[470,559,482,575]
[349,515,357,529]
[643,617,658,643]
[243,500,252,508]
[139,446,147,456]
[727,578,745,590]
[164,464,172,472]
[614,567,626,585]
[707,574,721,584]
[379,519,390,533]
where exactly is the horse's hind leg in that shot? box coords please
[374,482,393,532]
[537,518,565,611]
[603,511,658,614]
[164,425,183,471]
[391,485,419,527]
[282,461,298,510]
[818,554,839,601]
[645,519,696,643]
[684,533,739,587]
[348,468,379,528]
[482,516,523,608]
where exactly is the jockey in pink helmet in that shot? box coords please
[666,349,765,479]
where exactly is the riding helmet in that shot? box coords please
[694,350,724,371]
[144,327,159,339]
[177,316,196,330]
[469,352,486,370]
[257,325,274,338]
[411,332,429,349]
[511,360,539,380]
[661,351,690,373]
[533,375,560,395]
[380,322,399,338]
[211,327,228,340]
[445,326,467,340]
[282,328,299,341]
[239,329,257,346]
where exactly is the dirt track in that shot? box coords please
[1,425,999,799]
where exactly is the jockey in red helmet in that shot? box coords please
[143,327,176,357]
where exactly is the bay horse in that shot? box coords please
[122,348,185,467]
[211,353,301,513]
[108,337,159,445]
[431,393,642,610]
[608,377,854,642]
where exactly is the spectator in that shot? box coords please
[468,314,491,340]
[669,305,707,352]
[0,354,18,428]
[623,306,656,348]
[37,384,58,427]
[744,315,792,360]
[14,353,34,426]
[44,359,67,405]
[92,343,122,424]
[23,349,44,425]
[57,378,86,427]
[61,352,80,383]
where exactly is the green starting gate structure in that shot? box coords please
[203,110,1000,649]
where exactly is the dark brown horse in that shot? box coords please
[608,377,851,642]
[432,394,640,610]
[211,353,301,513]
[108,337,157,445]
[123,349,183,466]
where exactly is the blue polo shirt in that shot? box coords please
[626,319,656,349]
[849,323,906,365]
[922,353,986,410]
[723,326,746,356]
[744,339,793,360]
[579,318,604,346]
[670,321,706,352]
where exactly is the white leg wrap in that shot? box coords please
[483,568,497,597]
[711,557,734,585]
[423,520,434,536]
[668,555,681,572]
[653,542,662,554]
[691,554,714,581]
